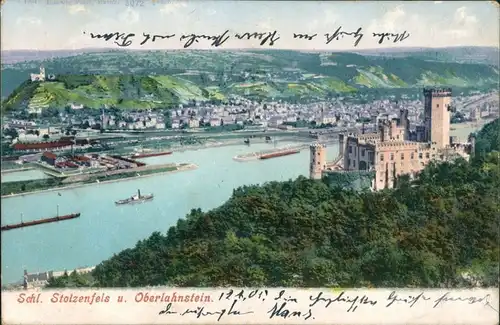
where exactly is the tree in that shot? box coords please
[4,128,19,140]
[42,134,50,140]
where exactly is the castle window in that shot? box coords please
[348,146,352,154]
[361,149,365,157]
[353,160,356,167]
[440,155,444,160]
[318,161,321,165]
[347,158,351,166]
[380,154,384,161]
[390,153,394,161]
[411,152,414,159]
[426,153,430,159]
[436,104,439,108]
[419,153,423,159]
[401,153,404,160]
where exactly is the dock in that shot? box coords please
[1,213,81,231]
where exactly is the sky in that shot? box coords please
[1,0,499,51]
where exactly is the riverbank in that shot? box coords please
[451,118,495,130]
[171,136,310,153]
[1,163,198,199]
[1,166,35,174]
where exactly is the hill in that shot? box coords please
[47,120,499,288]
[2,49,499,109]
[2,74,226,111]
[355,46,500,66]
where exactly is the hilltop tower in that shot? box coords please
[30,65,46,82]
[309,143,327,180]
[39,65,46,79]
[423,88,452,149]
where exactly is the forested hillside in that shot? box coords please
[3,50,499,108]
[48,119,500,289]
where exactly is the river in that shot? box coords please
[0,125,480,285]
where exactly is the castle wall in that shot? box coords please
[374,141,422,190]
[344,137,375,171]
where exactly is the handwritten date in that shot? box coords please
[219,289,269,302]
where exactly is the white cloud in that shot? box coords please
[16,16,42,25]
[444,7,478,39]
[119,8,140,25]
[68,4,87,15]
[160,2,188,15]
[454,6,477,26]
[367,5,406,32]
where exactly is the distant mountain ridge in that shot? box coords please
[2,48,498,110]
[353,46,499,66]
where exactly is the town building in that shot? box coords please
[310,88,472,190]
[188,119,200,128]
[210,118,221,127]
[41,152,57,165]
[23,267,95,289]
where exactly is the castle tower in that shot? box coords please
[378,119,390,142]
[309,143,327,180]
[399,109,410,140]
[39,65,46,80]
[423,88,452,149]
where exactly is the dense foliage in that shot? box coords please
[48,120,500,288]
[473,118,499,157]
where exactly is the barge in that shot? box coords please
[1,213,81,231]
[259,149,300,160]
[131,151,173,159]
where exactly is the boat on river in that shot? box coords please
[115,189,154,205]
[131,151,173,159]
[259,149,300,160]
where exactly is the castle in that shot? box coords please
[309,88,472,190]
[30,65,46,82]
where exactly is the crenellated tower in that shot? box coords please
[309,143,327,180]
[423,88,452,149]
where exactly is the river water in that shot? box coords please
[0,126,478,285]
